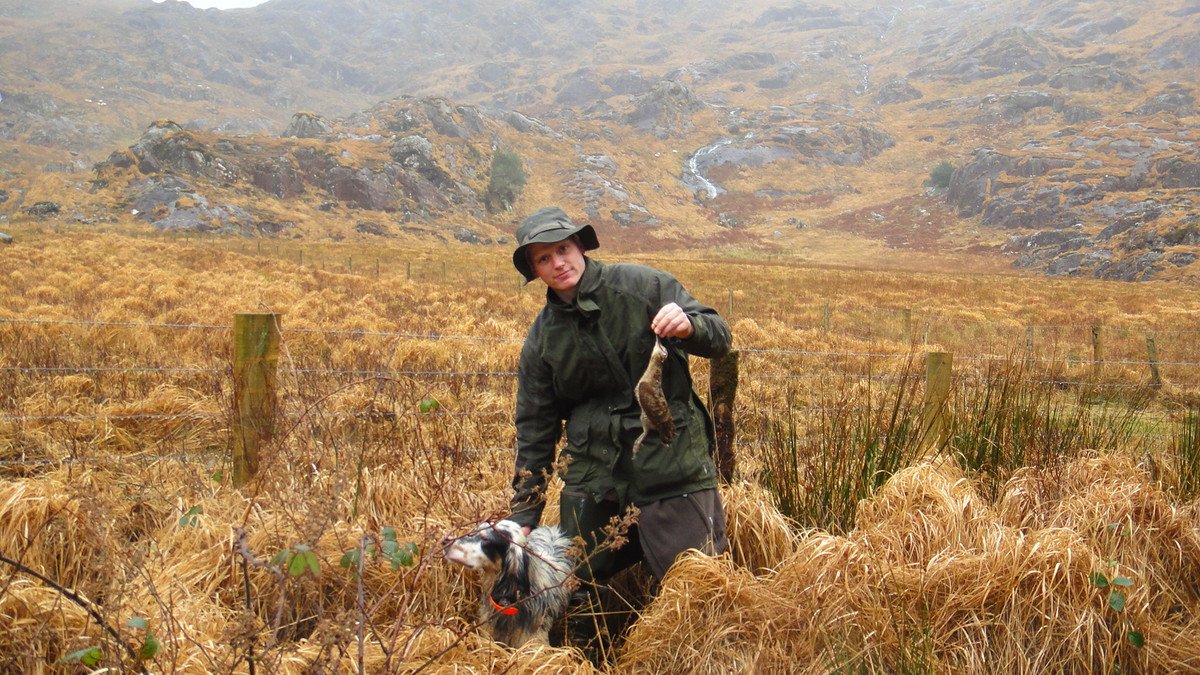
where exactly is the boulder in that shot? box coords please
[23,201,60,216]
[624,80,707,138]
[722,51,776,71]
[757,62,800,89]
[128,121,239,181]
[282,111,333,139]
[554,68,606,106]
[1135,90,1195,117]
[1048,64,1140,92]
[947,148,1018,217]
[251,157,305,198]
[604,69,652,96]
[326,167,398,210]
[874,78,923,105]
[0,231,12,245]
[1060,104,1102,124]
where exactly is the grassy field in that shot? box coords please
[2,227,1200,673]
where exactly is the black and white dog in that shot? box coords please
[443,520,575,648]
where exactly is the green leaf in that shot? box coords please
[339,549,360,570]
[419,397,440,413]
[381,527,397,543]
[63,646,103,667]
[1108,590,1127,612]
[1089,572,1109,588]
[178,505,203,528]
[1128,631,1145,648]
[139,632,161,660]
[210,469,223,483]
[287,550,310,576]
[127,616,148,630]
[305,551,321,576]
[1112,576,1134,587]
[271,550,291,567]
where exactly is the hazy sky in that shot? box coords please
[154,0,268,8]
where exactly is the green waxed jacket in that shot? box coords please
[510,258,732,529]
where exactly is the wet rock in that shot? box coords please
[1153,156,1200,189]
[355,220,392,236]
[23,201,60,216]
[418,98,482,138]
[770,122,894,166]
[0,189,7,203]
[1135,89,1196,117]
[624,80,707,138]
[128,121,239,182]
[1048,64,1140,92]
[327,167,398,210]
[1096,250,1164,281]
[874,78,923,105]
[722,51,776,71]
[0,231,11,245]
[1046,252,1087,276]
[934,27,1059,81]
[282,111,333,138]
[389,135,434,164]
[1060,104,1103,124]
[1149,36,1200,69]
[453,226,490,244]
[604,69,652,96]
[251,157,304,198]
[554,68,606,106]
[581,154,618,175]
[947,148,1017,217]
[496,109,558,136]
[757,61,800,89]
[1073,15,1136,40]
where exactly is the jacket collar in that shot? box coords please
[546,257,602,315]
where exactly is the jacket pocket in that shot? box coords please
[562,409,619,489]
[621,403,715,498]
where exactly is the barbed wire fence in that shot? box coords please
[2,314,1198,478]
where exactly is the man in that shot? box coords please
[508,205,732,605]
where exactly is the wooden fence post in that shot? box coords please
[902,308,913,345]
[376,257,380,279]
[920,352,953,454]
[1091,324,1103,379]
[233,313,280,487]
[348,256,353,274]
[299,249,304,265]
[822,299,831,335]
[1024,325,1034,368]
[1146,334,1163,390]
[406,260,412,280]
[709,351,739,482]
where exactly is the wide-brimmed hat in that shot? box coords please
[511,206,599,282]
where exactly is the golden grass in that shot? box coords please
[2,229,1200,671]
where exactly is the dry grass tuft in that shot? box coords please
[616,456,1200,673]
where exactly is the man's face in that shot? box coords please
[528,238,585,296]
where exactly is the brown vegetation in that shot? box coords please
[1,228,1200,671]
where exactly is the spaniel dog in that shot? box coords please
[443,519,574,647]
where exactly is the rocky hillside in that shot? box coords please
[0,0,1197,281]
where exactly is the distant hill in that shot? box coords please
[1,0,1197,281]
